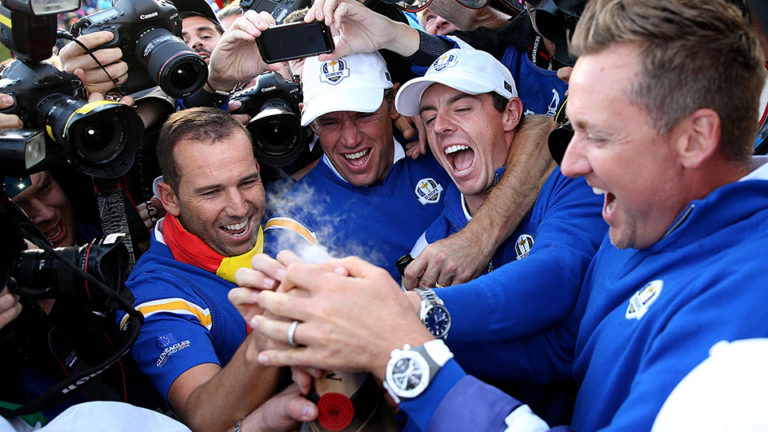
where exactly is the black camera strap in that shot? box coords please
[93,178,136,270]
[0,200,145,418]
[0,315,142,418]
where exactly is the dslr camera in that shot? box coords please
[0,0,143,179]
[72,0,208,98]
[0,60,143,179]
[231,72,311,168]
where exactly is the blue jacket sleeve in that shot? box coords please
[440,175,604,342]
[400,359,577,432]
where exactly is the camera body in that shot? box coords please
[11,234,131,312]
[231,72,310,168]
[0,60,143,178]
[72,0,208,98]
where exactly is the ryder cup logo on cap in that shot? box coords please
[431,52,459,72]
[319,59,351,85]
[301,52,394,127]
[395,48,518,117]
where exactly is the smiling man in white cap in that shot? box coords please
[263,51,451,278]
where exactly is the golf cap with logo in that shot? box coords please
[172,0,224,33]
[300,52,393,127]
[395,48,518,117]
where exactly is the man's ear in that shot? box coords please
[390,83,402,120]
[156,181,181,217]
[675,108,721,169]
[502,97,524,132]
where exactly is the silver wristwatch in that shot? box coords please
[414,287,451,339]
[383,339,454,403]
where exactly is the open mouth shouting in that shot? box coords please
[445,144,475,177]
[342,148,372,167]
[592,187,616,221]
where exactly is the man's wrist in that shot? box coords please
[372,330,433,381]
[383,339,454,403]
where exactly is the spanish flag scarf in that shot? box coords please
[162,215,264,283]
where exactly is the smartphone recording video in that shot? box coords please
[256,21,335,64]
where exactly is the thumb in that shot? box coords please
[289,396,318,422]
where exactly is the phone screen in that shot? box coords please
[257,21,335,64]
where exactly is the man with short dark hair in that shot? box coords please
[121,107,315,431]
[173,0,225,64]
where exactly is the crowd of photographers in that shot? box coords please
[2,0,768,430]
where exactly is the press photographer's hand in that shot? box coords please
[0,94,23,130]
[0,286,22,331]
[59,31,128,96]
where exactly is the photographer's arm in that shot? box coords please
[403,115,557,289]
[168,331,283,432]
[58,31,128,96]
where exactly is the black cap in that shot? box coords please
[455,0,489,9]
[172,0,225,33]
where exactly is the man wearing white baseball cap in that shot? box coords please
[394,48,604,424]
[263,51,452,279]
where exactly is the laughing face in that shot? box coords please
[560,43,685,250]
[158,129,265,257]
[419,84,520,213]
[311,100,397,187]
[12,171,76,247]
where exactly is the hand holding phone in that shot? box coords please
[256,21,335,64]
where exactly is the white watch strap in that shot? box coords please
[421,339,453,366]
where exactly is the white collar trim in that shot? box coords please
[740,155,768,182]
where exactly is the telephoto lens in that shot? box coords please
[135,27,208,98]
[0,60,143,178]
[39,96,143,178]
[71,0,209,98]
[11,235,131,311]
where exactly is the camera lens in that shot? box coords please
[13,247,78,298]
[137,28,208,98]
[72,112,123,163]
[247,99,307,167]
[39,95,143,178]
[257,118,295,148]
[12,237,129,306]
[169,62,200,93]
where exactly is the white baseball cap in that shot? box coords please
[300,52,394,127]
[395,48,518,117]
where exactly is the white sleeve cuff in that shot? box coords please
[504,404,550,432]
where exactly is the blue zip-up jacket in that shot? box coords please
[400,159,768,432]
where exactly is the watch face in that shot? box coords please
[424,305,451,338]
[387,351,430,398]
